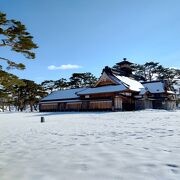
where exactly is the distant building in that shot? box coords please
[39,59,176,112]
[173,80,180,108]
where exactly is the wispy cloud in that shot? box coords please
[48,64,82,70]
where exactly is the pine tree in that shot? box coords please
[54,78,68,90]
[0,12,38,70]
[0,70,24,111]
[41,80,56,93]
[13,79,47,112]
[69,72,97,88]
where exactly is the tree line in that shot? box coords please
[132,62,180,94]
[132,62,180,82]
[0,71,98,112]
[114,61,180,93]
[41,72,97,93]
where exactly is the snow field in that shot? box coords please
[0,110,180,180]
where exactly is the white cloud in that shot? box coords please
[48,64,82,70]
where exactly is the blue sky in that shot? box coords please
[1,0,180,83]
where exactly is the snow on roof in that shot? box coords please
[41,88,86,101]
[39,99,81,104]
[142,81,165,93]
[113,75,144,91]
[77,85,127,95]
[139,88,147,95]
[167,90,175,94]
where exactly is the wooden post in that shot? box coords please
[112,95,115,111]
[41,117,45,123]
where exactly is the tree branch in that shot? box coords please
[0,57,25,70]
[0,44,6,47]
[0,57,10,61]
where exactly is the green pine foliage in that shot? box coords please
[0,12,38,70]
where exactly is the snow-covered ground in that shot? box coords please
[0,110,180,180]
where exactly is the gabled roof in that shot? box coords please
[113,74,144,92]
[77,85,127,95]
[41,88,86,101]
[95,71,118,87]
[141,81,165,94]
[95,67,144,92]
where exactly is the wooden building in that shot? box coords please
[135,81,176,110]
[39,59,176,112]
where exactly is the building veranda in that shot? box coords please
[39,59,176,112]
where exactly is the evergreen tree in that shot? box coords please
[0,70,24,111]
[131,63,146,79]
[22,80,47,112]
[69,72,97,88]
[0,12,38,70]
[41,80,56,93]
[132,62,160,81]
[82,72,97,87]
[0,11,38,111]
[54,78,68,90]
[69,73,84,88]
[143,62,160,81]
[13,79,47,111]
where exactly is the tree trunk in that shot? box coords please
[33,104,37,111]
[30,104,33,112]
[8,104,11,111]
[2,101,4,112]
